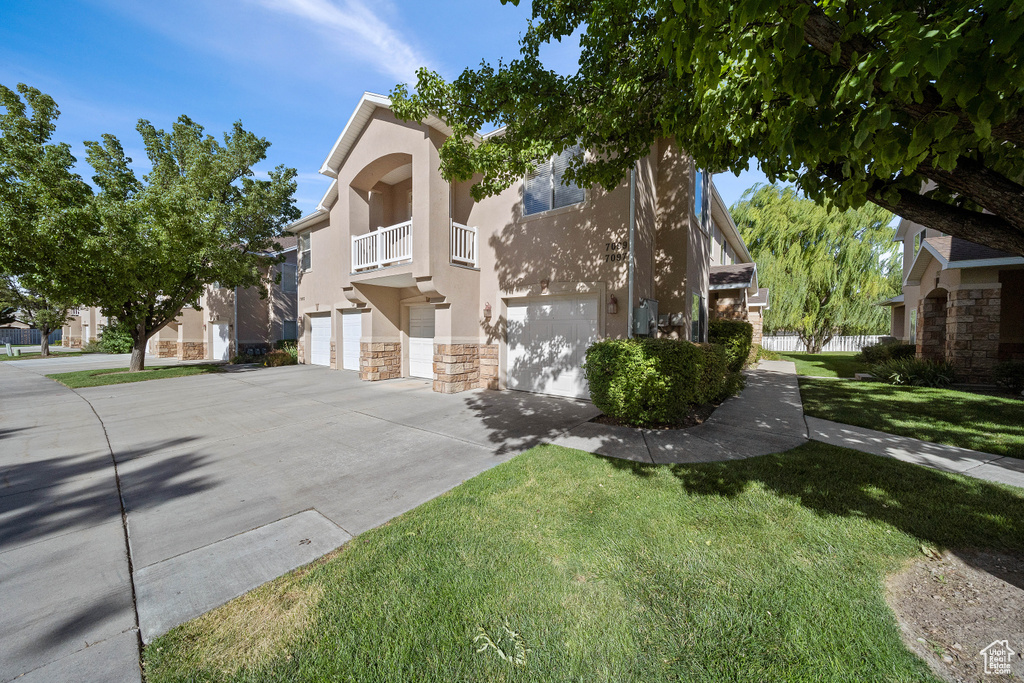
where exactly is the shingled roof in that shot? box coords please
[709,263,756,290]
[925,236,1016,263]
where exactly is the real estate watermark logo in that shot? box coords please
[980,639,1015,675]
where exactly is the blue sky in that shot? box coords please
[1,0,766,215]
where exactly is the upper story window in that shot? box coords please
[298,233,311,271]
[913,230,923,257]
[524,146,585,216]
[281,263,297,293]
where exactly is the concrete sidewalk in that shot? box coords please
[551,360,808,463]
[0,365,141,683]
[807,416,1024,489]
[551,359,1024,491]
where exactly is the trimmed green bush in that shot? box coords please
[870,357,956,388]
[859,340,916,363]
[994,360,1024,393]
[264,349,297,367]
[709,319,754,372]
[753,345,781,362]
[98,320,134,354]
[583,338,735,426]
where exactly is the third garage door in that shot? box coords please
[506,295,598,399]
[309,315,331,366]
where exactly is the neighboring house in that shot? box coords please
[62,307,107,348]
[285,92,756,399]
[706,195,769,345]
[62,239,298,359]
[147,238,299,361]
[883,218,1024,382]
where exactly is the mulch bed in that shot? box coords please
[887,549,1024,682]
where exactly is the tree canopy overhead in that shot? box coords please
[391,0,1024,256]
[733,184,900,352]
[0,83,299,370]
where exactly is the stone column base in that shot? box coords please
[946,286,1002,384]
[360,342,400,380]
[330,341,337,369]
[155,340,177,358]
[66,336,82,349]
[478,344,499,390]
[433,343,480,393]
[178,341,207,360]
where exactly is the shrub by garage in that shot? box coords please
[709,319,753,372]
[583,338,736,427]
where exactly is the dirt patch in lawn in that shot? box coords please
[589,402,718,430]
[886,549,1024,681]
[154,577,324,676]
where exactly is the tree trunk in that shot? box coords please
[129,340,146,372]
[39,326,51,357]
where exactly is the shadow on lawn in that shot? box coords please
[799,378,1024,458]
[605,443,1024,587]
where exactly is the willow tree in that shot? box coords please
[0,83,299,371]
[391,0,1024,256]
[733,184,899,353]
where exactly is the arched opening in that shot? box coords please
[919,287,948,362]
[348,153,414,272]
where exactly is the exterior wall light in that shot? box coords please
[607,294,618,315]
[483,302,492,319]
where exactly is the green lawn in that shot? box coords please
[47,364,223,388]
[801,378,1024,457]
[1,351,85,361]
[145,442,1024,682]
[777,351,867,378]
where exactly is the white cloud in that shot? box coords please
[248,0,428,83]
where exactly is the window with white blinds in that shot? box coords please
[523,147,585,215]
[298,234,311,271]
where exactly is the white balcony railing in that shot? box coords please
[450,222,478,268]
[352,220,413,272]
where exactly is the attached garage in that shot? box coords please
[408,306,435,379]
[211,322,231,361]
[341,311,362,371]
[309,315,332,366]
[506,294,599,399]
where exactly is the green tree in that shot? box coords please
[0,83,300,371]
[391,0,1024,256]
[0,275,74,357]
[733,184,899,353]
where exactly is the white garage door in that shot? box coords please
[211,322,231,361]
[408,306,435,379]
[506,295,599,399]
[342,311,362,371]
[309,315,331,366]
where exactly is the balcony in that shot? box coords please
[351,220,479,274]
[352,221,413,272]
[450,222,477,268]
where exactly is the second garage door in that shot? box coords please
[408,306,435,379]
[506,295,599,399]
[341,311,361,371]
[309,315,331,366]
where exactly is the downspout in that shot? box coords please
[233,286,239,359]
[627,164,636,338]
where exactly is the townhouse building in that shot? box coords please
[63,240,298,361]
[884,219,1024,382]
[285,93,758,400]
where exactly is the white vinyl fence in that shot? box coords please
[761,334,886,353]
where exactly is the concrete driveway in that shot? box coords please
[0,356,599,682]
